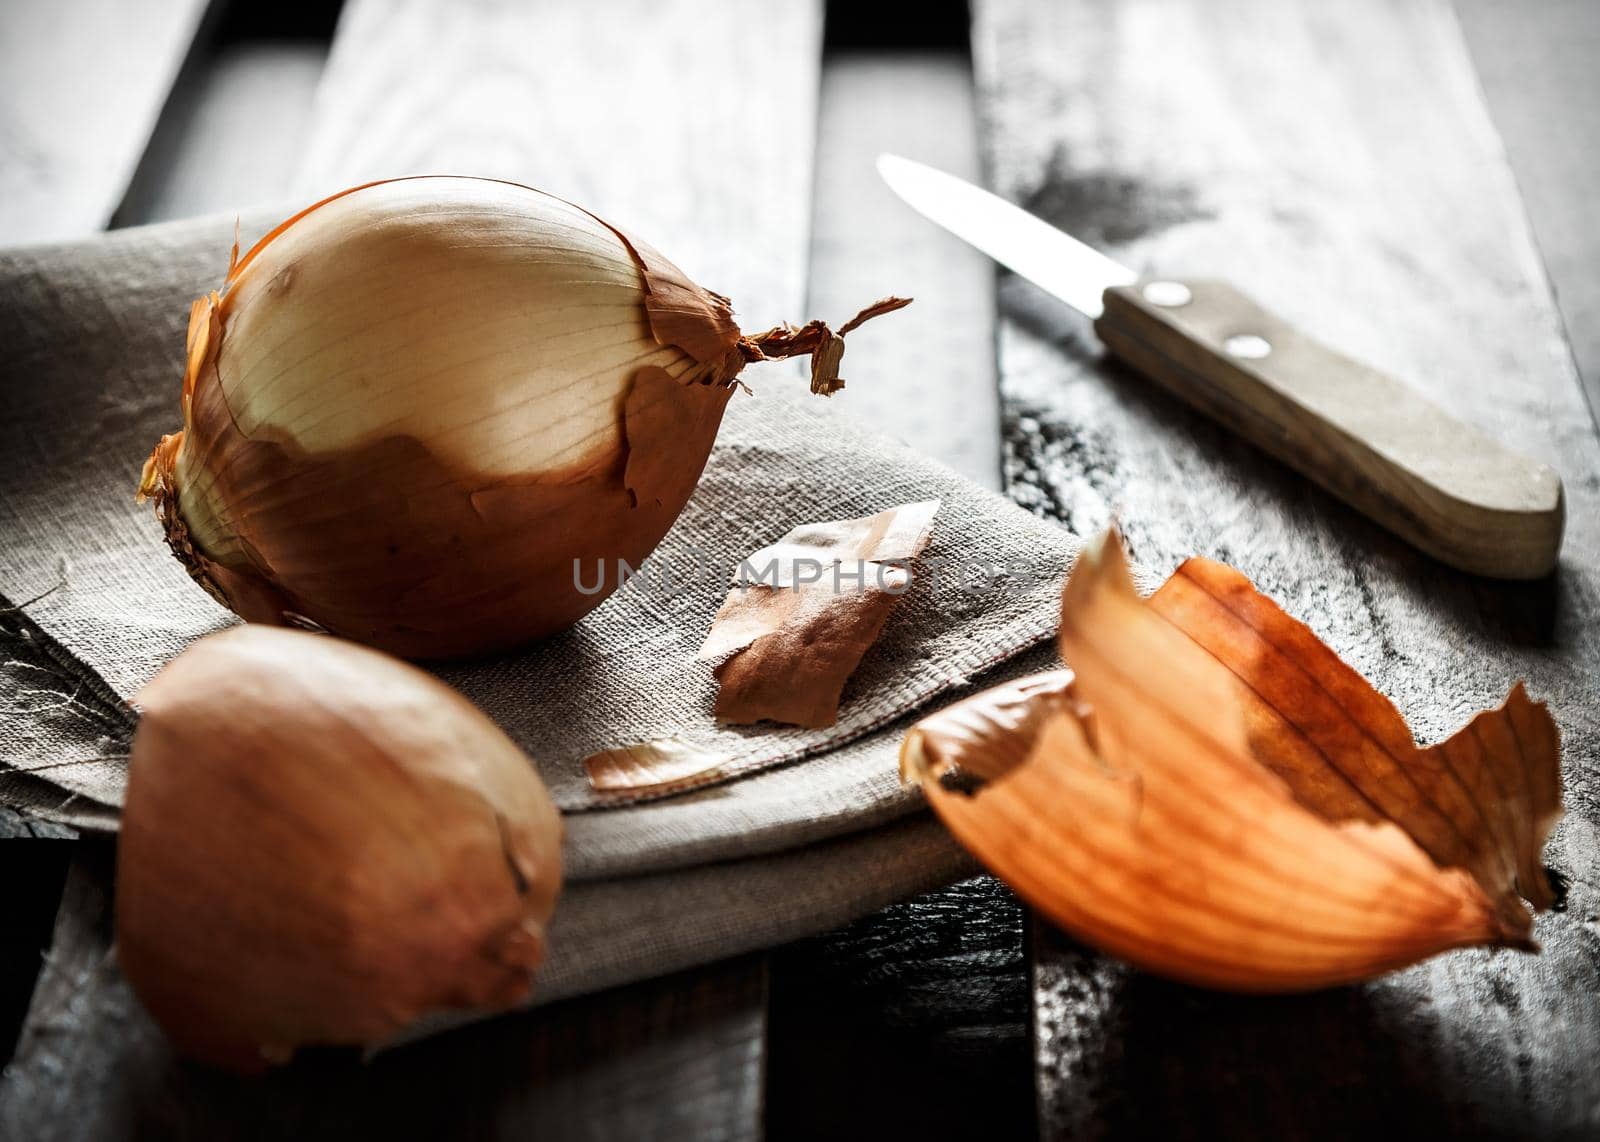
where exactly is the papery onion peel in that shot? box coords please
[584,737,732,798]
[902,530,1562,990]
[697,499,940,728]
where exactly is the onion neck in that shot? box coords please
[737,296,912,396]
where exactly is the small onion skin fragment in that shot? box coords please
[697,499,941,729]
[115,625,564,1072]
[903,532,1562,992]
[138,177,905,659]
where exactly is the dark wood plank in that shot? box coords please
[0,0,312,1090]
[0,0,215,245]
[115,41,328,225]
[0,0,215,1064]
[0,814,71,1064]
[806,50,1002,488]
[968,0,1600,1137]
[764,34,1033,1141]
[1454,0,1600,429]
[767,876,1034,1141]
[293,0,822,325]
[0,839,767,1142]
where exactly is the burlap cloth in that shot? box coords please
[0,210,1078,1013]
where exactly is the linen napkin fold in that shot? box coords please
[0,211,1077,1010]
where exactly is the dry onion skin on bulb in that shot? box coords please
[902,531,1563,991]
[115,625,564,1073]
[137,176,909,659]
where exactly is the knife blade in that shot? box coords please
[877,153,1565,580]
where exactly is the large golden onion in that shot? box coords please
[139,176,902,658]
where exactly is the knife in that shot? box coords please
[877,153,1565,580]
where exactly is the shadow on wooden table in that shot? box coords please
[1033,920,1581,1142]
[766,877,1035,1141]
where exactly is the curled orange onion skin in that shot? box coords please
[115,625,564,1073]
[139,176,747,659]
[901,535,1558,993]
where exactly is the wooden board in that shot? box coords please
[0,0,210,1089]
[761,41,1033,1140]
[0,0,214,245]
[0,813,71,1064]
[1456,0,1600,428]
[767,876,1033,1140]
[806,52,1002,488]
[294,0,822,329]
[970,0,1600,1136]
[115,42,328,225]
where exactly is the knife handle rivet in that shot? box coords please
[1141,280,1193,307]
[1223,333,1273,360]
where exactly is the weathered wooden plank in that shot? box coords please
[806,52,1002,488]
[763,40,1031,1138]
[767,876,1033,1140]
[0,0,214,245]
[0,814,71,1065]
[969,0,1600,1136]
[295,0,822,331]
[115,42,328,225]
[0,0,212,1084]
[1455,0,1600,429]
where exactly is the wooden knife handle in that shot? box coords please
[1093,279,1565,579]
